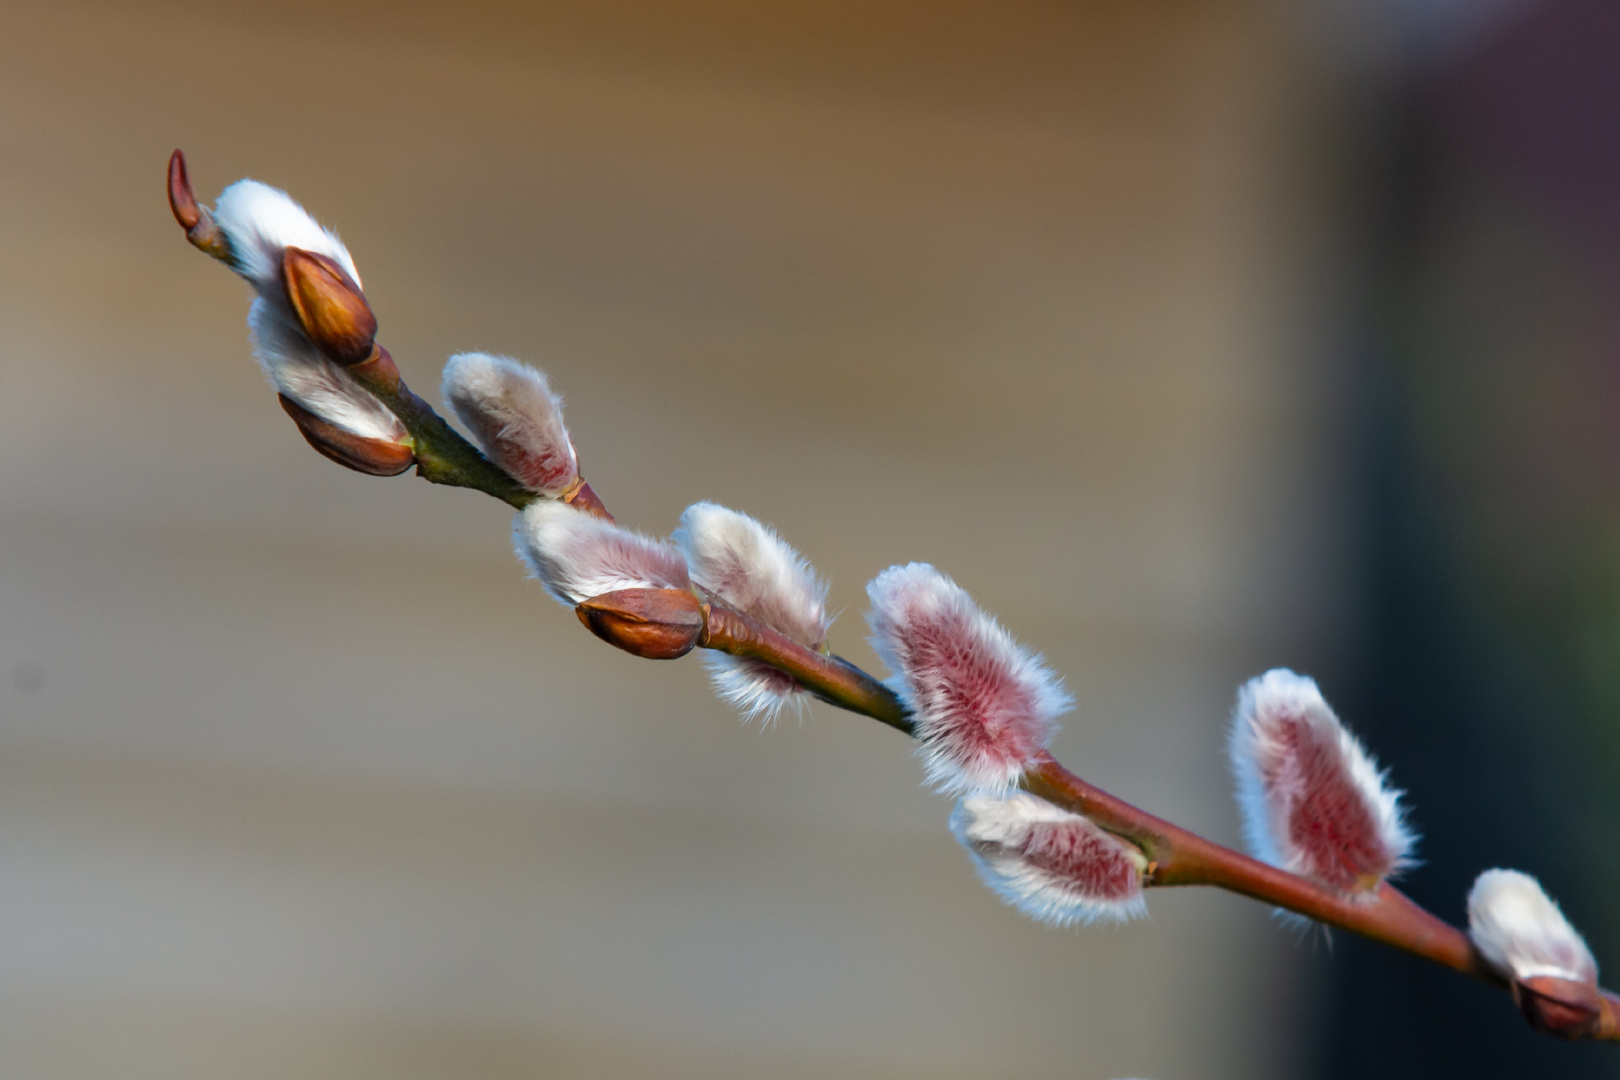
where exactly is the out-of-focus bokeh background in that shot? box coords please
[0,0,1616,1077]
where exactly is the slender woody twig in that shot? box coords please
[167,150,1620,1042]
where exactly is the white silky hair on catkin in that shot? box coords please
[675,502,830,723]
[866,562,1068,795]
[441,353,579,496]
[701,653,806,725]
[212,179,360,294]
[513,500,689,607]
[248,298,406,442]
[1229,668,1414,891]
[212,177,399,442]
[675,502,828,647]
[950,792,1147,927]
[1468,869,1597,983]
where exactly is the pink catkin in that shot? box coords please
[1020,819,1142,903]
[951,792,1146,925]
[1231,669,1413,897]
[867,564,1068,794]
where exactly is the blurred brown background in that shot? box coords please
[0,1,1615,1078]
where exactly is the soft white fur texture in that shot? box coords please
[210,178,398,441]
[1468,869,1597,983]
[1229,669,1413,896]
[513,501,689,606]
[675,502,830,721]
[866,563,1068,795]
[248,298,407,442]
[441,353,579,496]
[212,179,360,294]
[951,791,1147,926]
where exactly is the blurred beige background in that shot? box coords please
[0,1,1353,1077]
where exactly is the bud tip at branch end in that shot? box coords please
[167,149,229,260]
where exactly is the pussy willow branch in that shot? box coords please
[169,152,1618,1040]
[372,377,1620,1038]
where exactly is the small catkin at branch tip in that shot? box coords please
[952,791,1147,926]
[514,500,689,607]
[1229,669,1413,901]
[866,563,1067,795]
[442,353,580,497]
[675,502,829,721]
[1468,869,1597,983]
[1468,869,1604,1038]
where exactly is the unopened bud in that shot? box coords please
[1513,975,1604,1040]
[278,394,414,476]
[283,247,377,365]
[167,150,229,261]
[576,588,704,659]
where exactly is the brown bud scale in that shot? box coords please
[576,588,703,659]
[562,480,614,522]
[278,394,415,476]
[1514,976,1605,1040]
[283,247,378,365]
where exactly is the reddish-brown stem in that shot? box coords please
[700,595,913,735]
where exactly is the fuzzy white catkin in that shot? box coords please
[866,563,1068,795]
[513,501,689,607]
[675,502,829,721]
[212,180,360,294]
[441,353,579,496]
[1230,668,1413,896]
[248,298,406,443]
[1468,869,1597,984]
[209,178,403,442]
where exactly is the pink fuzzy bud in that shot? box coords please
[1230,669,1414,897]
[866,563,1068,795]
[441,353,580,496]
[513,501,689,607]
[951,791,1147,925]
[674,502,830,721]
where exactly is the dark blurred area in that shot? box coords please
[1317,1,1620,1076]
[0,0,1617,1077]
